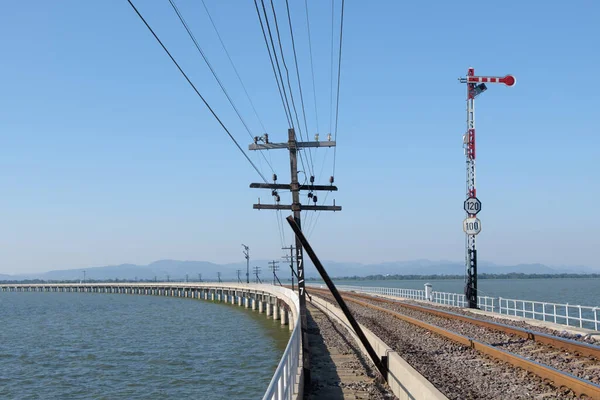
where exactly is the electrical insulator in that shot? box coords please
[264,133,269,143]
[276,195,280,202]
[329,176,334,184]
[310,175,315,183]
[327,133,332,141]
[272,190,277,197]
[273,173,277,182]
[314,133,319,141]
[308,192,313,199]
[313,195,318,203]
[254,136,259,144]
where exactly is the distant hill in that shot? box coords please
[2,259,598,281]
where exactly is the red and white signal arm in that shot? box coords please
[463,217,482,235]
[467,74,516,87]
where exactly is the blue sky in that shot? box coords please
[1,0,598,274]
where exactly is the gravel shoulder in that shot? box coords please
[304,303,397,400]
[313,291,584,400]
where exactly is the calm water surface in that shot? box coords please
[0,292,290,399]
[317,278,600,306]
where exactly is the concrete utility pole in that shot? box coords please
[249,128,341,383]
[253,266,262,284]
[242,244,250,284]
[282,245,296,290]
[268,260,281,286]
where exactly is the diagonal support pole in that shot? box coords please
[285,215,388,381]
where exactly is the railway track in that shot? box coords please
[309,287,600,400]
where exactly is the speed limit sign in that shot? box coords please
[463,217,482,235]
[463,197,482,215]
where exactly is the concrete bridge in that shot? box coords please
[1,282,303,399]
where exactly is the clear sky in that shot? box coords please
[1,0,599,274]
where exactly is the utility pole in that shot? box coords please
[217,272,222,283]
[82,270,86,283]
[268,260,281,286]
[282,245,296,290]
[459,68,515,308]
[242,244,250,284]
[236,269,243,284]
[185,274,189,283]
[166,274,170,282]
[250,129,341,384]
[253,266,262,284]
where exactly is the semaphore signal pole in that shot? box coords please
[459,67,515,308]
[250,128,341,385]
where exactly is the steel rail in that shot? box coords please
[309,288,600,399]
[336,290,600,360]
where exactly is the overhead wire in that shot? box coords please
[284,0,316,178]
[253,0,293,128]
[332,0,345,178]
[262,0,311,177]
[167,0,276,176]
[125,0,269,183]
[304,0,320,138]
[308,0,345,236]
[200,0,268,134]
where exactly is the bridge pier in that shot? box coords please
[266,303,272,318]
[259,300,264,313]
[273,304,280,321]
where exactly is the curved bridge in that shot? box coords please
[1,282,302,400]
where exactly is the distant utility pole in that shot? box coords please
[166,274,170,282]
[268,260,281,286]
[185,274,189,283]
[82,270,86,283]
[154,276,157,282]
[242,244,250,284]
[217,272,222,283]
[249,128,341,377]
[459,68,515,308]
[282,245,296,290]
[253,266,262,284]
[236,269,243,284]
[198,273,202,282]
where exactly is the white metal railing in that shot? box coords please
[262,321,301,400]
[262,285,301,400]
[321,284,598,331]
[498,297,599,331]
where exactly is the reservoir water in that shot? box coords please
[0,292,290,399]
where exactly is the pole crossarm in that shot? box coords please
[249,141,336,150]
[250,183,338,191]
[253,204,342,211]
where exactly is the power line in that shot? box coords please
[284,0,316,178]
[256,0,309,178]
[126,0,268,183]
[332,0,345,178]
[253,0,293,128]
[200,0,268,134]
[304,0,320,137]
[329,0,335,136]
[168,0,275,176]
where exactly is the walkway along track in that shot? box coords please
[309,288,600,400]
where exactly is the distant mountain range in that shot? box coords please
[2,259,599,281]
